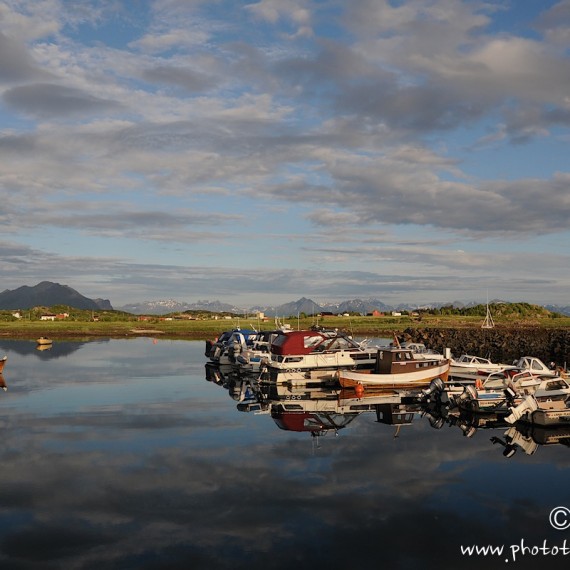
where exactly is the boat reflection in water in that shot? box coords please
[205,362,570,456]
[421,387,570,458]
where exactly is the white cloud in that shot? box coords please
[0,0,569,305]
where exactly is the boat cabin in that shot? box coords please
[481,369,536,390]
[270,404,359,433]
[374,347,441,374]
[455,354,493,365]
[375,403,416,425]
[271,330,363,356]
[514,356,556,376]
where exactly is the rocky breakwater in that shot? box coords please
[400,327,570,368]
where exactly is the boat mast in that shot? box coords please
[482,291,495,329]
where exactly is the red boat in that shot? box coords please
[265,328,378,383]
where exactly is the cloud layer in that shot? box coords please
[1,1,569,305]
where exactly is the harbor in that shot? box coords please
[1,337,570,568]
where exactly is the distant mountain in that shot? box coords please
[0,281,112,310]
[115,295,570,318]
[322,298,393,314]
[270,297,322,317]
[116,299,241,315]
[545,304,570,317]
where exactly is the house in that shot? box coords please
[367,310,383,317]
[40,314,57,321]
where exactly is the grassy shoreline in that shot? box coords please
[2,314,570,341]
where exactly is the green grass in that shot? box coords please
[1,312,569,341]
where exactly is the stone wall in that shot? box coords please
[399,327,570,367]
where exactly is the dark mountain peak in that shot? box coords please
[0,282,113,311]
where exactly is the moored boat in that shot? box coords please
[234,327,291,373]
[205,328,258,365]
[0,356,6,373]
[449,370,570,413]
[449,353,511,381]
[512,355,561,377]
[338,346,450,389]
[36,337,53,346]
[263,328,378,383]
[505,394,570,427]
[400,342,446,361]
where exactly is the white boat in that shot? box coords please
[399,342,446,360]
[263,328,378,383]
[450,353,511,381]
[449,370,570,413]
[338,346,450,389]
[234,327,292,373]
[205,328,259,365]
[512,355,560,377]
[505,394,570,426]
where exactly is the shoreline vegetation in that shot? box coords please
[0,302,568,342]
[2,304,569,364]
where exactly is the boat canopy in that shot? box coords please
[270,330,362,356]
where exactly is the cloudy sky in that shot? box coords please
[1,0,569,308]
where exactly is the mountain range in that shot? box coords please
[118,296,570,317]
[1,282,569,317]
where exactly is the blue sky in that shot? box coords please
[1,0,569,308]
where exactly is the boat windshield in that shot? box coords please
[483,374,509,389]
[458,355,491,364]
[542,379,570,391]
[321,336,361,351]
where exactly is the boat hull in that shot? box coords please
[529,408,570,426]
[265,350,377,383]
[0,356,6,373]
[339,363,450,389]
[449,363,509,381]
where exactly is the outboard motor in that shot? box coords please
[456,419,477,438]
[424,411,445,430]
[504,395,538,424]
[503,386,518,407]
[490,436,518,458]
[420,378,446,403]
[448,384,478,409]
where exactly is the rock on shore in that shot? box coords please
[399,327,570,367]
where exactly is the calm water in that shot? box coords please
[0,338,569,570]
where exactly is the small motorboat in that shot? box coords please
[264,328,379,383]
[36,337,53,346]
[449,370,570,413]
[449,353,512,381]
[505,394,570,427]
[0,355,6,374]
[338,346,450,389]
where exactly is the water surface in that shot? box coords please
[0,338,569,569]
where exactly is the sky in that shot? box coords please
[1,0,569,309]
